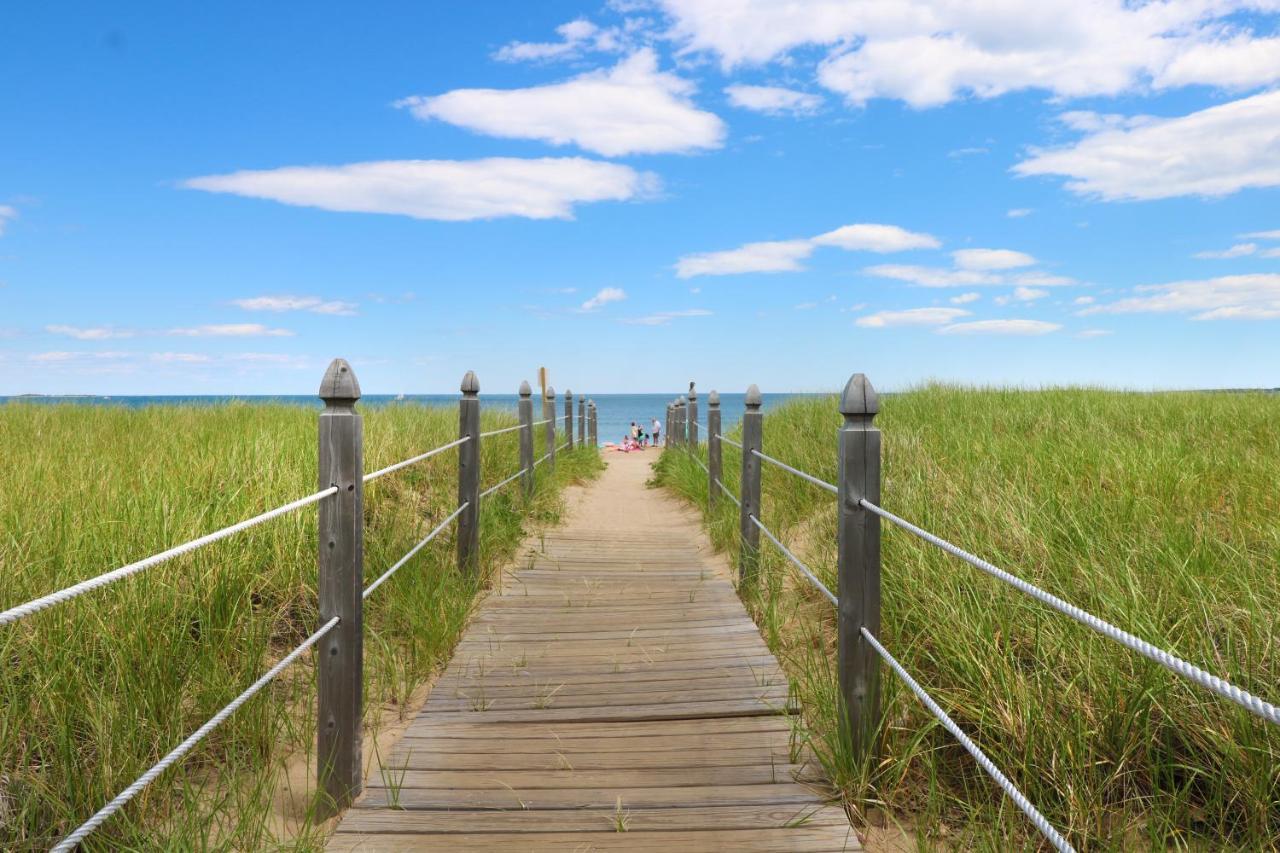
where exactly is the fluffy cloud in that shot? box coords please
[167,324,294,337]
[580,287,627,312]
[660,1,1280,106]
[396,50,724,156]
[855,307,971,327]
[1080,273,1280,320]
[1242,229,1280,240]
[1007,208,1033,218]
[953,248,1035,270]
[1015,91,1280,201]
[862,264,1001,287]
[724,84,822,115]
[185,158,657,221]
[938,319,1062,335]
[621,308,712,325]
[676,222,937,278]
[45,325,135,340]
[1012,286,1048,302]
[0,204,16,236]
[494,19,624,63]
[1193,243,1257,259]
[232,296,358,315]
[950,292,981,304]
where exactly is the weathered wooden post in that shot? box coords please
[518,380,534,497]
[564,389,574,452]
[688,382,698,446]
[838,373,881,766]
[578,395,586,446]
[588,399,597,447]
[707,390,721,511]
[665,404,672,447]
[456,371,481,574]
[737,384,763,584]
[544,385,556,473]
[316,358,364,816]
[678,396,688,446]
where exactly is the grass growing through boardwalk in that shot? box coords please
[654,386,1280,850]
[0,402,601,850]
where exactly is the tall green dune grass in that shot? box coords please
[0,402,600,850]
[655,385,1280,850]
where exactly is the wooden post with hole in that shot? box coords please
[564,389,574,452]
[838,373,882,767]
[545,386,556,473]
[688,382,698,446]
[738,384,763,584]
[518,380,534,497]
[316,358,364,816]
[707,390,721,511]
[456,371,481,574]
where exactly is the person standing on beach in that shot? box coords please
[652,417,661,446]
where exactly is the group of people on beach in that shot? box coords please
[615,417,663,452]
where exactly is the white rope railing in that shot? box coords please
[531,419,551,427]
[52,615,341,852]
[556,441,570,453]
[362,435,470,484]
[861,627,1075,852]
[749,515,836,606]
[860,499,1280,727]
[480,469,526,500]
[362,503,469,600]
[751,449,837,494]
[715,478,741,508]
[533,453,551,468]
[715,433,742,450]
[0,487,339,628]
[479,423,524,439]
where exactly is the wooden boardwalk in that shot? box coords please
[328,452,857,851]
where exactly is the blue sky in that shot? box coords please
[3,1,1279,395]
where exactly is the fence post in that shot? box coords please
[688,382,698,446]
[665,404,672,447]
[837,373,881,766]
[588,400,597,447]
[564,389,574,452]
[738,384,762,585]
[578,395,586,446]
[707,390,721,511]
[456,370,481,574]
[545,386,556,473]
[676,397,686,446]
[518,380,534,497]
[316,358,364,816]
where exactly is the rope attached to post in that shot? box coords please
[362,503,470,600]
[363,435,470,483]
[749,515,836,605]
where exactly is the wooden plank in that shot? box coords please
[328,826,860,853]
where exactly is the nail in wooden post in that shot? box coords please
[545,385,556,473]
[688,382,698,446]
[578,395,586,446]
[838,373,881,767]
[456,371,481,574]
[518,380,534,497]
[738,384,763,584]
[707,390,721,511]
[316,358,364,816]
[564,389,574,452]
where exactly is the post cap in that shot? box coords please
[319,358,361,402]
[688,381,696,400]
[565,388,572,397]
[708,390,719,407]
[519,379,531,397]
[679,395,687,405]
[460,370,480,396]
[546,385,555,399]
[840,373,879,416]
[745,384,762,409]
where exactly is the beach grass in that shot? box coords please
[654,385,1280,850]
[0,401,600,850]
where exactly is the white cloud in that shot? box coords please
[1076,329,1113,338]
[938,319,1062,335]
[725,84,822,115]
[1014,271,1075,287]
[1263,248,1280,258]
[676,222,937,278]
[151,352,213,363]
[45,325,135,340]
[953,248,1036,271]
[0,205,16,236]
[232,295,358,315]
[660,1,1280,106]
[1015,91,1280,201]
[494,19,625,63]
[794,301,818,310]
[812,223,940,252]
[1193,243,1258,259]
[228,353,311,369]
[1074,295,1095,305]
[855,307,971,327]
[580,287,627,312]
[1080,273,1280,320]
[676,239,814,278]
[167,324,294,337]
[621,308,713,325]
[1007,208,1033,218]
[185,157,657,222]
[950,292,980,304]
[1242,229,1280,240]
[1012,286,1048,302]
[396,50,724,156]
[863,264,1002,287]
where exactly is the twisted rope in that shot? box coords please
[715,433,742,450]
[362,503,469,600]
[531,419,552,427]
[0,487,338,628]
[861,499,1280,727]
[556,441,570,453]
[861,627,1075,852]
[533,453,551,468]
[749,515,836,606]
[479,423,524,438]
[52,616,341,852]
[714,478,741,508]
[750,449,837,494]
[480,469,526,500]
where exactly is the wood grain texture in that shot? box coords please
[327,450,857,851]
